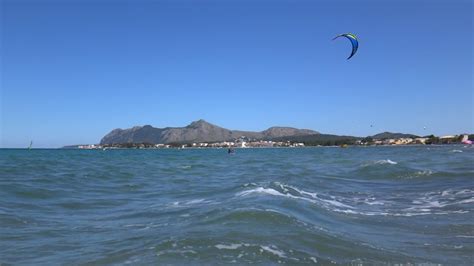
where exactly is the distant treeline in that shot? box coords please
[274,134,474,146]
[423,135,473,145]
[272,134,361,146]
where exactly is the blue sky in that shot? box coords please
[1,0,472,148]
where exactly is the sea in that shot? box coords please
[1,146,473,265]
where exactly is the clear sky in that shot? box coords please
[1,0,472,148]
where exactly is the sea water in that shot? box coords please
[1,146,473,264]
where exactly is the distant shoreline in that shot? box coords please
[2,143,470,150]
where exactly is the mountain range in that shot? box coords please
[100,119,319,145]
[99,119,427,146]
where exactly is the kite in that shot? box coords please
[333,33,359,60]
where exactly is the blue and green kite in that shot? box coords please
[333,33,359,60]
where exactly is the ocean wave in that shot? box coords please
[157,234,401,265]
[361,159,398,168]
[396,189,473,215]
[237,183,472,217]
[378,159,398,165]
[237,187,290,198]
[3,148,473,265]
[236,183,354,210]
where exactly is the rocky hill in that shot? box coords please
[100,119,319,144]
[371,132,419,139]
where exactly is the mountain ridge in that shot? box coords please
[100,119,320,145]
[371,132,419,140]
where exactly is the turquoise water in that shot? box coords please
[1,146,473,265]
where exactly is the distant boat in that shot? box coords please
[28,141,33,150]
[340,144,348,148]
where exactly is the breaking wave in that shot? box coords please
[362,159,398,167]
[236,183,473,217]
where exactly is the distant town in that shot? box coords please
[69,133,473,150]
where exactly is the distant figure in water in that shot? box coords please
[228,148,235,154]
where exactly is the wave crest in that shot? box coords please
[236,183,472,217]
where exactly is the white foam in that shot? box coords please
[215,243,289,258]
[428,201,442,207]
[186,199,206,204]
[415,170,433,177]
[397,210,469,216]
[456,235,474,238]
[378,159,398,165]
[282,184,354,209]
[260,245,287,258]
[362,159,398,167]
[124,223,146,228]
[277,183,289,193]
[124,258,141,264]
[451,150,463,153]
[456,189,474,195]
[169,198,211,207]
[334,209,389,216]
[458,198,474,204]
[215,243,244,250]
[364,200,385,205]
[156,249,197,256]
[238,183,471,218]
[309,257,318,263]
[407,191,474,211]
[237,186,354,210]
[322,198,354,209]
[284,184,318,198]
[237,187,289,198]
[334,207,469,217]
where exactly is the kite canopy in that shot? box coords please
[333,33,359,60]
